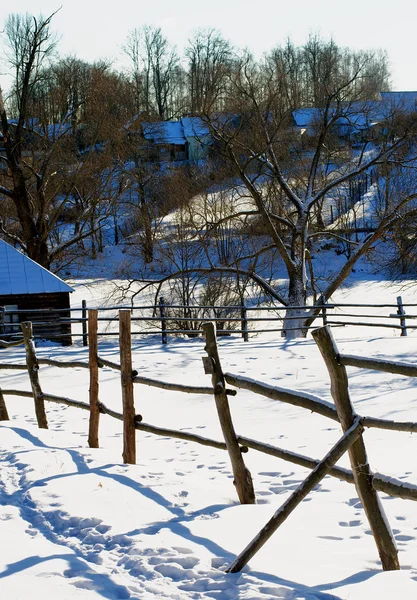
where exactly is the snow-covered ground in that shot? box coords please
[2,277,417,599]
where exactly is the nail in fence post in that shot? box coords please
[82,300,88,346]
[159,296,167,345]
[88,309,100,448]
[312,325,400,571]
[203,322,255,504]
[396,296,407,337]
[21,321,48,429]
[119,310,136,464]
[240,299,249,342]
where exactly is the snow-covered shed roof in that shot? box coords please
[0,240,73,296]
[380,91,417,113]
[293,105,376,132]
[181,117,210,138]
[292,108,322,128]
[142,121,186,145]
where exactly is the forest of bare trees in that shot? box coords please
[2,11,417,337]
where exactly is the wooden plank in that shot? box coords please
[397,296,407,337]
[312,325,400,571]
[0,388,9,420]
[119,310,136,464]
[133,373,236,396]
[226,418,363,573]
[203,322,255,505]
[340,354,417,377]
[97,356,122,371]
[2,387,417,502]
[363,416,417,433]
[88,310,100,448]
[21,321,48,429]
[224,372,338,421]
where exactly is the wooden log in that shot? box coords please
[88,310,100,449]
[397,296,407,337]
[320,295,328,327]
[326,321,399,329]
[312,325,400,571]
[226,417,364,573]
[159,296,167,345]
[339,354,417,377]
[227,372,417,433]
[97,356,122,371]
[82,299,88,346]
[134,421,229,450]
[0,338,25,348]
[2,386,417,502]
[0,388,9,420]
[224,372,338,421]
[21,322,48,429]
[363,416,417,433]
[0,363,27,370]
[119,310,136,464]
[133,374,237,396]
[203,322,255,505]
[240,299,249,342]
[38,358,89,369]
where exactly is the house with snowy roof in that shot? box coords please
[292,102,382,145]
[380,91,417,113]
[0,239,74,345]
[181,117,212,161]
[142,120,187,162]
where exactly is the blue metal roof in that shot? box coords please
[0,239,73,295]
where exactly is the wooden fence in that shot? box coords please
[1,315,417,574]
[0,295,415,345]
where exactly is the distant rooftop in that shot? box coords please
[142,121,186,145]
[0,239,73,296]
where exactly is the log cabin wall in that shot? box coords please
[0,292,72,345]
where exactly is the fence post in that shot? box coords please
[82,300,88,346]
[240,299,249,342]
[396,296,407,337]
[227,417,363,573]
[88,309,100,448]
[0,306,5,336]
[0,389,9,420]
[312,325,400,571]
[319,294,327,327]
[21,321,48,429]
[159,296,167,345]
[119,310,136,464]
[203,322,255,504]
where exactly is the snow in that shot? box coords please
[1,278,417,599]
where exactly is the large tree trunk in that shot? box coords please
[282,220,309,339]
[283,265,309,338]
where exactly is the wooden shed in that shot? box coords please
[0,239,74,345]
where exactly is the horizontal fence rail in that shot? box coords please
[1,315,416,573]
[0,295,414,345]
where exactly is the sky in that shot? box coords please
[0,0,416,91]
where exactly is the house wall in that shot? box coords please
[186,135,211,162]
[0,292,72,345]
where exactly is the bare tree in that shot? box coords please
[0,12,133,269]
[196,48,417,337]
[185,28,232,114]
[123,26,182,119]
